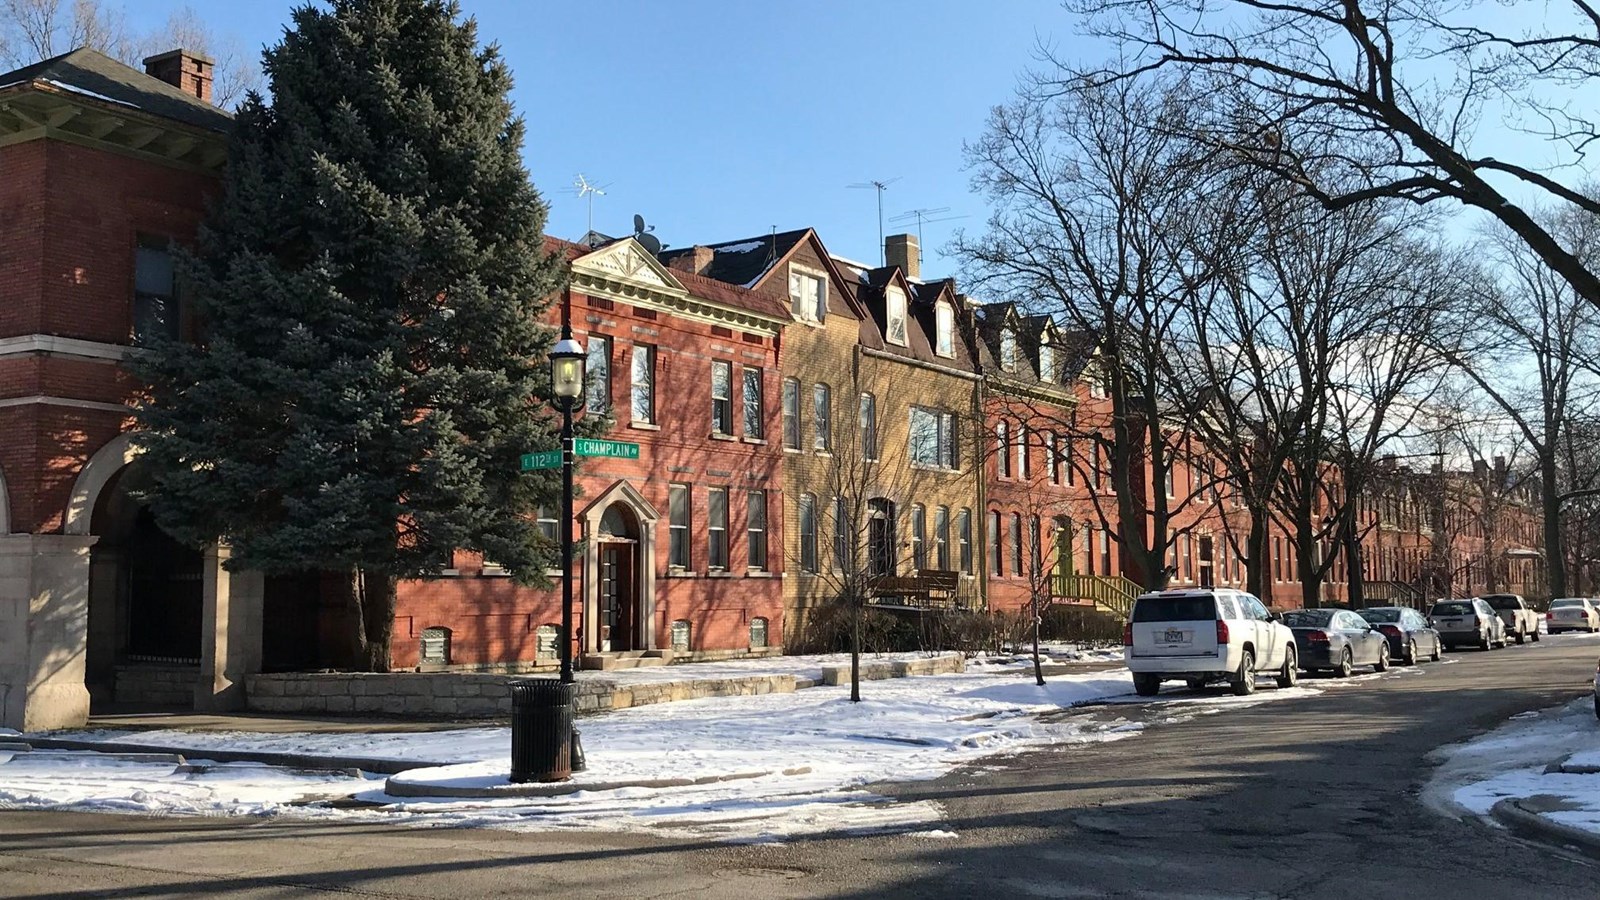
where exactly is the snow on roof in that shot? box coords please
[714,240,766,254]
[42,77,139,109]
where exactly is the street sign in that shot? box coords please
[520,450,561,471]
[574,438,640,459]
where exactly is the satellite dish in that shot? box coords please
[637,232,662,254]
[634,214,647,234]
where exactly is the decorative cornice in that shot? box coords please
[0,82,226,173]
[861,346,981,382]
[984,373,1077,405]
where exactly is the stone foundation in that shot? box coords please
[113,665,199,708]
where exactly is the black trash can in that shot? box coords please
[509,678,574,783]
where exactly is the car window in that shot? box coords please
[1217,598,1239,619]
[1246,597,1271,620]
[1282,609,1333,627]
[1551,599,1583,608]
[1339,612,1367,630]
[1430,601,1473,616]
[1359,608,1400,623]
[1133,596,1217,623]
[1485,597,1520,611]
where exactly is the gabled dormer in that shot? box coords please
[658,228,867,327]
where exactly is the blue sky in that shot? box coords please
[121,0,1079,276]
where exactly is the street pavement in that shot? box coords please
[2,638,1598,899]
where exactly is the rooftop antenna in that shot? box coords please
[888,207,970,266]
[569,173,610,236]
[847,177,901,266]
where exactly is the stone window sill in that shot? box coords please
[711,433,738,442]
[629,422,662,431]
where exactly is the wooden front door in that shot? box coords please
[599,543,636,652]
[1198,536,1215,588]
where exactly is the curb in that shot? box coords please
[384,765,814,799]
[1490,798,1600,860]
[20,736,453,776]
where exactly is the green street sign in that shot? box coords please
[520,450,561,471]
[574,438,640,460]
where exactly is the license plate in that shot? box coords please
[1160,628,1190,644]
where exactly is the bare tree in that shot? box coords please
[1437,204,1600,598]
[1068,0,1600,314]
[956,71,1218,593]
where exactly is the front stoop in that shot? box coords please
[580,652,668,671]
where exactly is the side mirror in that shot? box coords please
[1270,612,1282,622]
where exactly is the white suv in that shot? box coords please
[1123,588,1298,697]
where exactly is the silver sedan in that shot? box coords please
[1547,598,1600,634]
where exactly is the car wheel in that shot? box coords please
[1133,674,1161,697]
[1405,639,1418,665]
[1478,633,1491,651]
[1373,643,1390,673]
[1532,628,1541,642]
[1431,639,1442,662]
[1515,629,1526,645]
[1334,648,1353,679]
[1276,648,1298,689]
[1185,678,1206,692]
[1231,649,1257,696]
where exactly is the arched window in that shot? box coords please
[749,617,769,649]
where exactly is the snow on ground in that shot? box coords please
[11,658,1416,841]
[1423,695,1600,839]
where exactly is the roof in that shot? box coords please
[843,260,979,374]
[0,48,230,133]
[657,229,811,289]
[547,234,791,323]
[972,303,1098,386]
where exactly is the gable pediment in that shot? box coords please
[571,238,688,301]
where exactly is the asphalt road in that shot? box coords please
[2,638,1599,899]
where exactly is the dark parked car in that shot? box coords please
[1357,606,1443,664]
[1281,608,1391,677]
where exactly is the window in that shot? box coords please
[799,494,818,573]
[749,617,769,649]
[585,335,611,413]
[537,506,559,545]
[886,285,908,345]
[1099,529,1111,575]
[782,378,800,449]
[935,506,951,570]
[1000,328,1018,372]
[789,267,827,322]
[935,302,955,357]
[1019,426,1030,479]
[747,490,767,570]
[1063,436,1075,485]
[668,484,690,570]
[1165,466,1176,498]
[989,511,1003,576]
[1009,513,1022,576]
[909,407,958,469]
[958,508,973,574]
[1182,534,1193,581]
[1093,443,1103,490]
[631,344,655,423]
[133,235,178,343]
[1047,433,1059,484]
[1272,537,1282,582]
[712,360,733,435]
[1038,340,1055,382]
[1088,364,1108,400]
[833,496,849,573]
[997,422,1011,478]
[708,487,728,571]
[911,505,927,570]
[743,367,764,438]
[813,383,831,450]
[860,392,878,461]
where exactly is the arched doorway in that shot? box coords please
[596,503,642,652]
[867,498,896,577]
[85,462,204,708]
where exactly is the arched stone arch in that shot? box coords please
[579,480,660,656]
[64,432,140,535]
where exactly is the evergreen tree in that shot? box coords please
[133,0,567,672]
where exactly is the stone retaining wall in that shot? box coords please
[820,653,965,686]
[114,665,197,708]
[245,671,797,718]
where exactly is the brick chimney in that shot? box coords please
[666,246,715,277]
[885,233,919,280]
[143,49,215,104]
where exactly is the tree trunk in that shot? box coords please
[1541,448,1566,600]
[1342,521,1366,609]
[1031,591,1046,687]
[354,567,396,673]
[850,592,862,703]
[1245,513,1269,600]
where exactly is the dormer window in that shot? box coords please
[789,266,827,323]
[1038,340,1055,382]
[886,286,908,346]
[1000,327,1018,373]
[935,302,955,358]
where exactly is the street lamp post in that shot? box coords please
[548,318,586,683]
